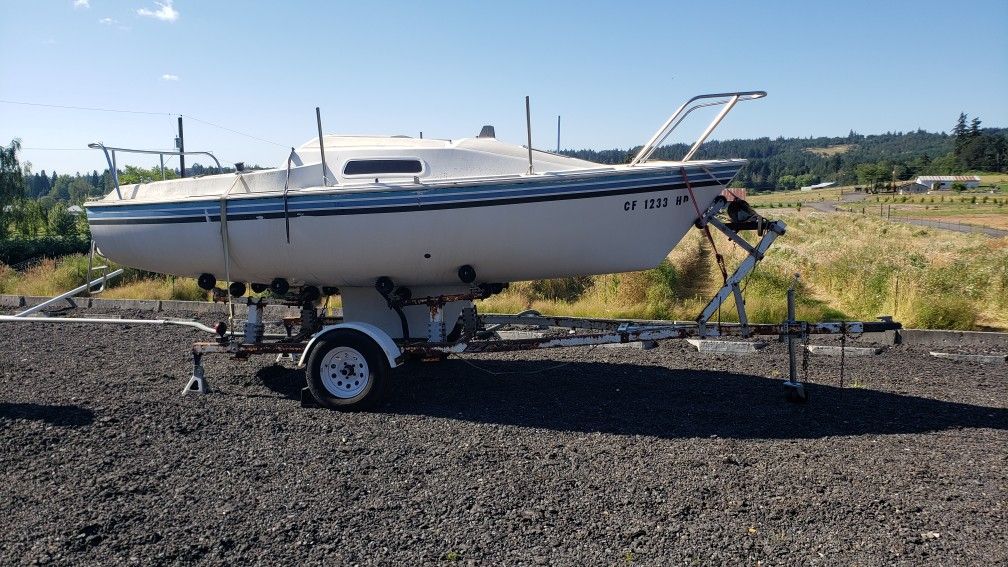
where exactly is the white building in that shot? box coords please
[913,175,981,190]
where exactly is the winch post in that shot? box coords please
[696,218,785,336]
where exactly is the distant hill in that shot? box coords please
[563,127,1008,190]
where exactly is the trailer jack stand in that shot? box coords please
[782,380,807,403]
[782,278,808,403]
[183,353,210,395]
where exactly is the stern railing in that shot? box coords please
[88,142,224,199]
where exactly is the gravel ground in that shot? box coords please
[1,308,1005,565]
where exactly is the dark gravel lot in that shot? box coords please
[1,308,1005,565]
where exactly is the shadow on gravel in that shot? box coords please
[0,403,95,428]
[255,365,304,400]
[258,359,1007,439]
[383,360,1007,440]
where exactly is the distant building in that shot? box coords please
[800,181,835,191]
[67,205,84,215]
[913,175,981,191]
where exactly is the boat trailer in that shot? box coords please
[1,197,901,408]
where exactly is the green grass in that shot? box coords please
[865,193,1008,230]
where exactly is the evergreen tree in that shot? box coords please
[969,117,981,137]
[953,113,968,137]
[953,113,969,157]
[38,170,51,194]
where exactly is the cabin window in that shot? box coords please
[343,159,423,176]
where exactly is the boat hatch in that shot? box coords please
[343,158,424,176]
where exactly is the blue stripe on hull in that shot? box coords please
[87,164,743,225]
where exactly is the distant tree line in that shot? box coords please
[563,116,1008,190]
[22,162,228,204]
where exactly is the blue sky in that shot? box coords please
[2,0,1006,173]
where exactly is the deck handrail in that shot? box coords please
[88,142,224,199]
[628,91,766,166]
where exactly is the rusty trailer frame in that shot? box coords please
[186,301,900,405]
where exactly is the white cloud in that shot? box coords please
[73,0,90,8]
[161,74,179,81]
[137,0,179,22]
[99,17,116,25]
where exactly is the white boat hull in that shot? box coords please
[87,164,738,288]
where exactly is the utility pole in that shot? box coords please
[556,115,561,153]
[177,116,185,178]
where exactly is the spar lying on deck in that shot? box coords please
[1,91,902,409]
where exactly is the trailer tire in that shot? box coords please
[306,329,389,411]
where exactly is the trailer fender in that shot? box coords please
[298,323,403,369]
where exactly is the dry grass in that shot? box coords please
[102,277,207,301]
[0,255,208,302]
[804,144,856,157]
[3,215,1005,331]
[746,187,844,206]
[482,211,1008,330]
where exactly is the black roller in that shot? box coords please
[375,276,395,295]
[270,278,289,295]
[322,286,339,296]
[458,264,477,284]
[197,273,217,291]
[250,282,268,294]
[228,281,246,297]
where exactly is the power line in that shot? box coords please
[0,99,173,116]
[182,114,286,147]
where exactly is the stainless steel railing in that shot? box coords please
[629,91,766,166]
[88,142,224,199]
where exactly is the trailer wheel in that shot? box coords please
[306,330,389,410]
